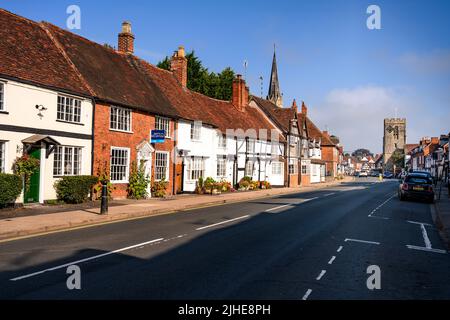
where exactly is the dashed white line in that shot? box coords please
[302,289,312,300]
[265,204,292,212]
[368,194,395,218]
[195,215,250,230]
[328,256,336,265]
[337,246,343,252]
[10,237,164,281]
[345,238,380,245]
[316,270,326,280]
[322,193,336,197]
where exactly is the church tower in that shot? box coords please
[383,118,406,171]
[267,47,283,107]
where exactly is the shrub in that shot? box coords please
[92,160,115,200]
[127,161,150,199]
[239,176,254,190]
[0,173,22,208]
[151,178,169,198]
[220,180,232,192]
[203,177,216,194]
[195,177,205,194]
[13,155,40,193]
[261,181,271,189]
[54,175,98,204]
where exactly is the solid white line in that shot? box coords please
[302,289,312,300]
[345,238,380,245]
[328,256,336,264]
[265,204,292,212]
[303,197,319,202]
[10,238,164,281]
[407,220,432,227]
[369,215,390,220]
[337,246,343,252]
[420,224,432,249]
[406,245,447,254]
[316,270,326,280]
[195,215,250,230]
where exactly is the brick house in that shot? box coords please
[43,21,181,198]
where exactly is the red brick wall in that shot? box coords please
[93,103,175,198]
[322,145,338,177]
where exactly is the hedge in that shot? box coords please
[54,175,99,204]
[0,174,22,208]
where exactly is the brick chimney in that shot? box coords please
[323,130,330,138]
[232,74,249,111]
[301,101,308,115]
[291,99,298,112]
[170,46,188,88]
[118,21,134,54]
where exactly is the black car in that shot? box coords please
[398,173,435,203]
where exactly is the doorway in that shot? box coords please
[24,147,40,203]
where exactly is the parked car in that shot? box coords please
[383,171,394,179]
[398,173,435,203]
[359,171,368,177]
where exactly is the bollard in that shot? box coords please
[100,180,108,214]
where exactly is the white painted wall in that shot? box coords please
[0,78,93,203]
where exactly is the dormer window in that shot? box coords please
[57,95,82,123]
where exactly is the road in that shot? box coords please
[0,177,449,299]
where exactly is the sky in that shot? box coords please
[1,0,449,153]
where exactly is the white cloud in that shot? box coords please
[308,85,448,154]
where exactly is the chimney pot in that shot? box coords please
[170,45,188,88]
[301,101,308,115]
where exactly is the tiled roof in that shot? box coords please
[404,144,419,154]
[0,9,90,96]
[42,22,179,118]
[132,57,284,141]
[297,113,335,146]
[251,96,296,134]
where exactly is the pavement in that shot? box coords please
[0,177,449,299]
[433,182,450,249]
[0,177,354,242]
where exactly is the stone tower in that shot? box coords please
[383,118,406,171]
[267,48,283,107]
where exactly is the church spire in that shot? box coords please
[267,45,283,107]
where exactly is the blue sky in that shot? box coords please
[1,0,449,153]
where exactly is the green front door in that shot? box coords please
[24,148,40,203]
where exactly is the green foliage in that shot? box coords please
[92,160,115,200]
[0,173,22,207]
[151,178,169,198]
[54,176,98,204]
[13,155,40,192]
[127,161,150,200]
[157,51,235,100]
[391,149,405,169]
[261,181,271,189]
[203,177,216,193]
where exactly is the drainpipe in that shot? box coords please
[172,120,178,195]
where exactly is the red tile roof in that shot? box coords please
[297,113,335,146]
[0,9,90,96]
[404,144,419,154]
[251,96,297,134]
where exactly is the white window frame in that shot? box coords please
[110,106,132,133]
[110,147,130,183]
[289,159,298,175]
[53,146,83,176]
[155,151,169,181]
[155,116,171,138]
[245,160,254,177]
[57,95,82,124]
[191,122,201,141]
[272,161,283,175]
[218,134,227,149]
[216,157,226,177]
[187,157,205,181]
[0,141,6,173]
[0,82,5,112]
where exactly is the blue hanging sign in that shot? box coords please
[151,130,165,143]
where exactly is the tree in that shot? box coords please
[390,149,405,169]
[352,148,373,160]
[157,51,235,100]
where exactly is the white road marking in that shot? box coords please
[328,256,336,264]
[420,224,432,249]
[302,197,319,203]
[345,238,380,245]
[407,221,433,227]
[368,194,395,218]
[316,270,326,280]
[265,204,292,212]
[195,215,250,230]
[406,245,447,254]
[322,193,335,197]
[302,289,312,300]
[337,246,343,252]
[10,237,164,281]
